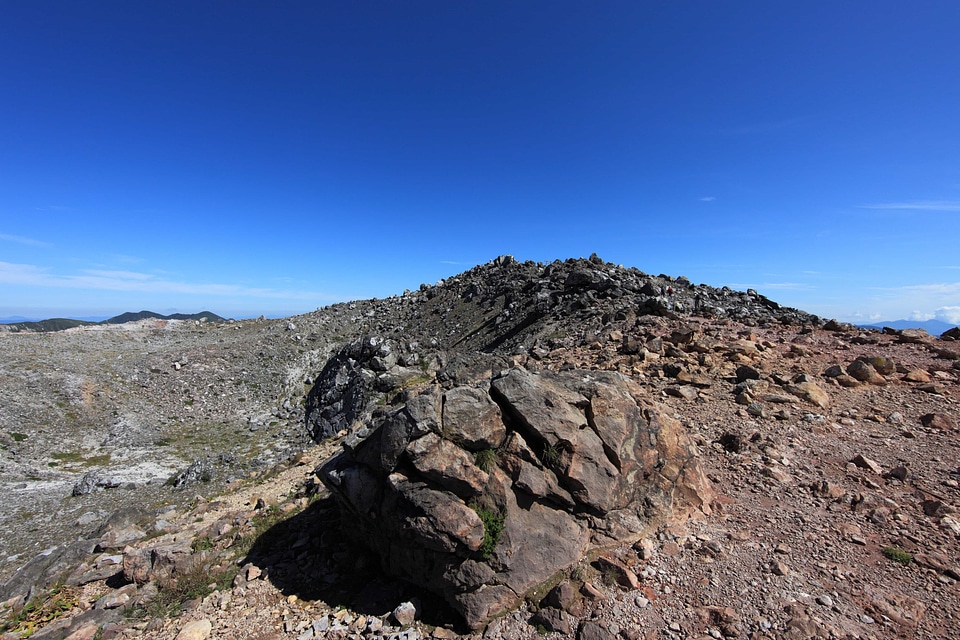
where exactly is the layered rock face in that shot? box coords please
[317,361,713,629]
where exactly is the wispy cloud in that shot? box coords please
[0,261,334,301]
[84,269,154,281]
[439,260,470,266]
[861,200,960,212]
[699,196,716,202]
[726,282,816,291]
[881,281,960,296]
[0,233,53,248]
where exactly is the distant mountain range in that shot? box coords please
[0,310,225,332]
[861,319,958,335]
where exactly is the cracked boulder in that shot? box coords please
[317,362,713,629]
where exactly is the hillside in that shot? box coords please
[0,256,957,640]
[1,310,225,333]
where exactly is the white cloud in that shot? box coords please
[935,306,960,325]
[0,233,53,248]
[0,261,333,302]
[910,310,935,321]
[861,200,960,212]
[699,196,716,202]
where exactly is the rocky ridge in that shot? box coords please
[0,255,958,640]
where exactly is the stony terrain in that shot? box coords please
[0,255,958,640]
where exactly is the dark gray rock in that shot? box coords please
[318,361,713,629]
[167,458,214,488]
[71,471,122,496]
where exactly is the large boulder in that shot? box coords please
[318,363,713,629]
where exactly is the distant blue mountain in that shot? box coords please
[862,319,958,335]
[0,316,40,324]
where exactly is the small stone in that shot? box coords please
[859,614,875,624]
[634,538,656,560]
[596,555,640,589]
[581,582,606,600]
[176,620,213,640]
[850,454,883,475]
[747,402,766,418]
[530,607,574,635]
[578,620,616,640]
[96,583,136,610]
[665,385,698,400]
[920,413,956,431]
[762,466,792,484]
[64,625,101,640]
[884,466,908,481]
[635,596,649,608]
[393,601,418,626]
[815,594,834,608]
[847,360,886,384]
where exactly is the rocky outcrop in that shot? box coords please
[317,361,713,629]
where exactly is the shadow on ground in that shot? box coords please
[244,496,464,631]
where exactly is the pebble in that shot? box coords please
[816,594,834,607]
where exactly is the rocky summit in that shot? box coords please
[0,255,959,640]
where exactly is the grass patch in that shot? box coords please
[232,506,292,557]
[541,443,561,467]
[473,449,498,472]
[191,536,215,553]
[9,432,27,443]
[882,546,913,565]
[129,562,230,620]
[0,583,78,636]
[50,451,112,468]
[400,374,433,390]
[470,503,506,561]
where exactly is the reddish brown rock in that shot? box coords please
[920,413,956,430]
[847,360,886,385]
[903,369,931,383]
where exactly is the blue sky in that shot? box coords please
[2,2,959,323]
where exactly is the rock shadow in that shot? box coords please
[244,495,463,630]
